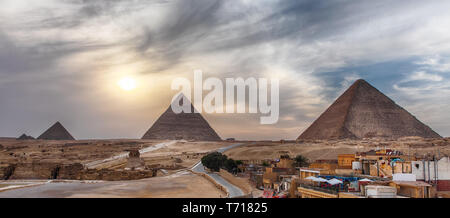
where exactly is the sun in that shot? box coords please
[117,77,137,91]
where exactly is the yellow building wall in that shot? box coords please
[338,154,355,169]
[297,187,337,198]
[309,163,337,174]
[277,159,294,168]
[299,171,319,179]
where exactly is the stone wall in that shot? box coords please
[9,162,57,179]
[3,162,157,181]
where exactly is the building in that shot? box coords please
[389,181,432,198]
[309,160,338,174]
[356,149,411,178]
[297,186,338,198]
[365,185,397,198]
[299,168,329,179]
[276,155,294,168]
[263,167,296,189]
[411,156,450,191]
[249,172,264,189]
[338,154,355,169]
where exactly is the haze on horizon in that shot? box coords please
[1,0,450,140]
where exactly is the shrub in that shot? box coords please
[293,154,309,167]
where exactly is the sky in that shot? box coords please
[1,0,450,140]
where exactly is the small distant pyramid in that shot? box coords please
[17,134,35,140]
[37,121,75,140]
[298,79,441,140]
[142,94,221,141]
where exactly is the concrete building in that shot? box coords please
[309,160,338,174]
[365,185,397,198]
[338,154,355,169]
[411,156,450,191]
[263,167,296,189]
[299,168,329,179]
[276,155,294,168]
[389,181,432,198]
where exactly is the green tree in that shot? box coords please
[201,152,227,172]
[201,152,242,173]
[224,158,238,173]
[293,154,309,167]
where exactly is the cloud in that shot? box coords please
[415,55,450,73]
[409,71,443,82]
[1,0,450,138]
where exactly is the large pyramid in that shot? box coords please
[142,95,221,141]
[37,121,75,140]
[298,79,441,140]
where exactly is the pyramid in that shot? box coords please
[298,79,441,140]
[142,95,221,141]
[17,134,35,140]
[37,121,75,140]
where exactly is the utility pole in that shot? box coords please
[422,158,426,182]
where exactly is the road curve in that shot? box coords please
[192,143,245,198]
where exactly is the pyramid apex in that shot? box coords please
[352,79,368,85]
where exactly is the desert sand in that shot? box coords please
[0,171,225,198]
[224,137,450,161]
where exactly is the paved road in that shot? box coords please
[192,143,245,198]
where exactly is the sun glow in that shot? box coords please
[117,77,137,91]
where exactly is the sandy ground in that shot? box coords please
[0,139,232,170]
[0,139,240,198]
[0,139,164,166]
[0,171,225,198]
[224,138,450,161]
[218,170,256,195]
[85,141,234,171]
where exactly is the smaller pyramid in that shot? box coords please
[142,94,221,141]
[37,121,75,140]
[17,134,35,140]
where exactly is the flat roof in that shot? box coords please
[391,181,431,187]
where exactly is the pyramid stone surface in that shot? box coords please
[17,134,35,140]
[298,79,441,140]
[142,95,221,141]
[37,122,75,140]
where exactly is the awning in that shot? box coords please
[305,176,317,180]
[359,178,373,182]
[315,177,328,182]
[327,178,343,185]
